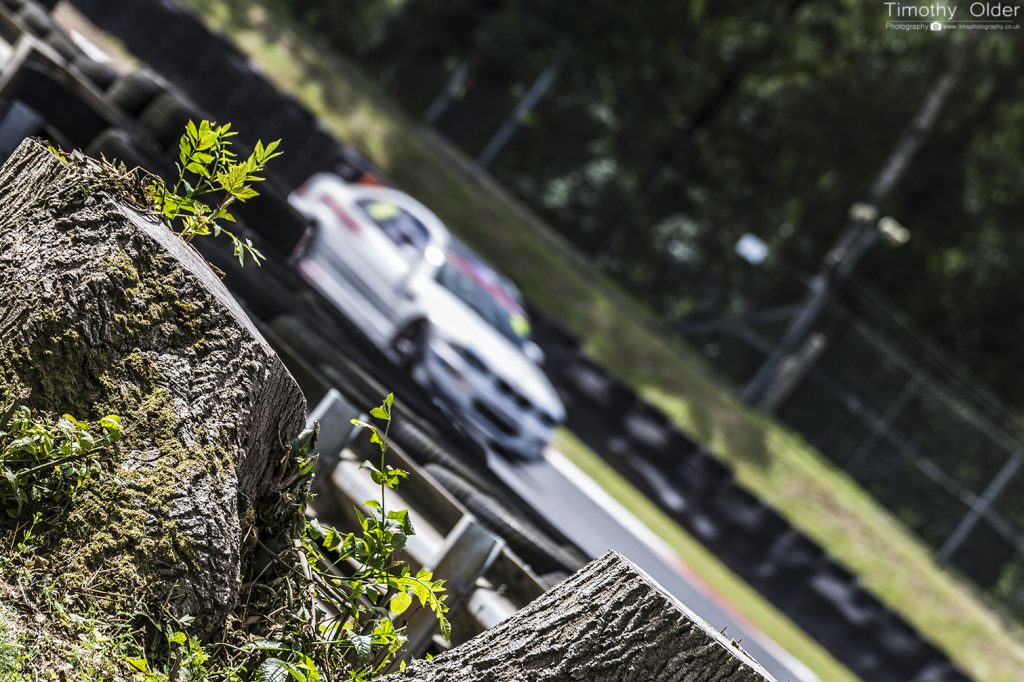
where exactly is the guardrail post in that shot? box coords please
[399,516,503,662]
[306,388,359,492]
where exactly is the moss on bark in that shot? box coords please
[0,140,306,647]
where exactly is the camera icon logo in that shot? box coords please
[930,21,943,30]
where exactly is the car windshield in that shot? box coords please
[355,198,431,251]
[435,248,531,347]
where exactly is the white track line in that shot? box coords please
[544,446,819,682]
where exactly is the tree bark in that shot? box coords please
[386,551,774,682]
[0,139,306,635]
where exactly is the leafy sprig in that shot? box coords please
[147,120,282,267]
[116,393,449,681]
[0,404,122,518]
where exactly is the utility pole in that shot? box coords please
[742,51,968,408]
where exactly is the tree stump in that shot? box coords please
[0,139,306,634]
[387,551,774,682]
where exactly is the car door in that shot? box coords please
[342,193,436,324]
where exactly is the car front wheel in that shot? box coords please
[391,319,427,370]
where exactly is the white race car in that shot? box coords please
[289,174,565,458]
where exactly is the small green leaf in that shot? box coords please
[323,526,343,551]
[231,185,260,200]
[47,145,68,164]
[178,137,190,165]
[390,592,412,615]
[346,630,372,660]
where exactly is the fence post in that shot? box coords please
[423,61,468,124]
[937,449,1024,564]
[848,369,924,473]
[471,57,561,174]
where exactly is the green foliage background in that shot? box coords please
[273,0,1024,405]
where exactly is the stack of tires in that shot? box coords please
[4,0,117,88]
[69,0,375,191]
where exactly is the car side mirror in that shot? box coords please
[524,341,545,365]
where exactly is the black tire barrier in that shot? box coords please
[7,61,108,149]
[11,0,82,63]
[70,0,368,190]
[389,416,496,498]
[681,450,734,499]
[560,357,636,411]
[107,68,168,118]
[137,90,195,149]
[622,406,676,451]
[529,309,580,354]
[41,28,80,62]
[192,234,306,321]
[807,572,876,630]
[231,187,312,258]
[623,456,690,515]
[71,55,118,91]
[84,126,173,180]
[84,125,139,160]
[15,1,53,35]
[422,463,585,576]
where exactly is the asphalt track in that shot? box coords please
[487,448,816,682]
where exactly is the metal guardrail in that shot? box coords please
[305,390,545,659]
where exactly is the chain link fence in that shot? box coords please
[685,275,1024,620]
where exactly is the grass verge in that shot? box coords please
[555,430,859,682]
[175,2,1024,679]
